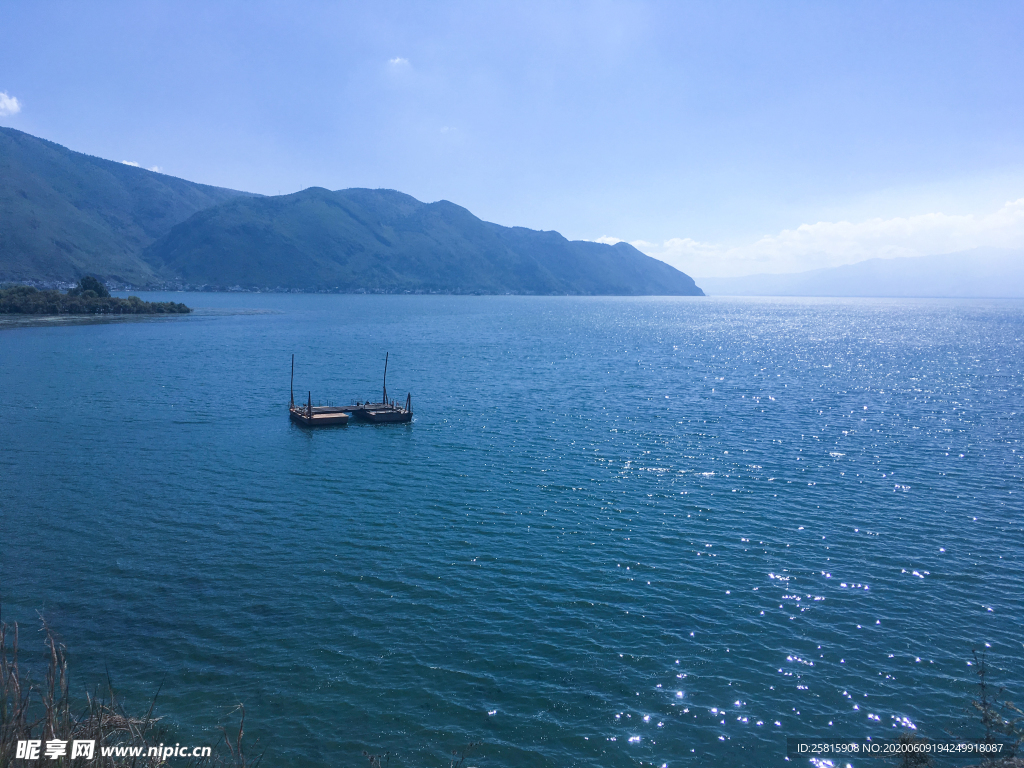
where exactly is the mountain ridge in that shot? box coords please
[0,127,254,284]
[145,186,703,294]
[0,128,703,296]
[697,248,1024,298]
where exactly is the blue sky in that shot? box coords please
[2,1,1023,276]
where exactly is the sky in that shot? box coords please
[2,1,1023,277]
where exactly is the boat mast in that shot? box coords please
[382,352,389,404]
[290,354,295,408]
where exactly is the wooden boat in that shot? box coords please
[289,355,350,426]
[351,353,412,423]
[355,393,413,423]
[289,401,351,426]
[287,353,411,426]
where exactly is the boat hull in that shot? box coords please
[360,409,412,423]
[289,407,350,426]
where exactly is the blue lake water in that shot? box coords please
[2,294,1022,767]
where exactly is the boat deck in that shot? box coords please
[289,403,412,426]
[289,406,350,425]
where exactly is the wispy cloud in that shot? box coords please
[121,161,162,173]
[625,199,1024,277]
[0,92,21,117]
[389,57,409,66]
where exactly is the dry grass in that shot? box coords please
[962,650,1024,768]
[0,621,259,768]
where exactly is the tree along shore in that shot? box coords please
[0,277,191,315]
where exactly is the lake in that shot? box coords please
[2,294,1021,767]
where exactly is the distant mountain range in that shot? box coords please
[698,248,1024,298]
[0,128,703,295]
[144,186,702,294]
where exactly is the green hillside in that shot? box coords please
[0,128,703,295]
[0,127,251,284]
[146,187,704,295]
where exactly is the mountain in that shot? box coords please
[0,127,253,285]
[698,248,1024,298]
[0,128,702,295]
[144,186,703,295]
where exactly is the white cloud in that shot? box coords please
[629,198,1024,277]
[389,57,409,66]
[122,161,164,173]
[0,92,21,117]
[593,236,624,245]
[122,161,163,173]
